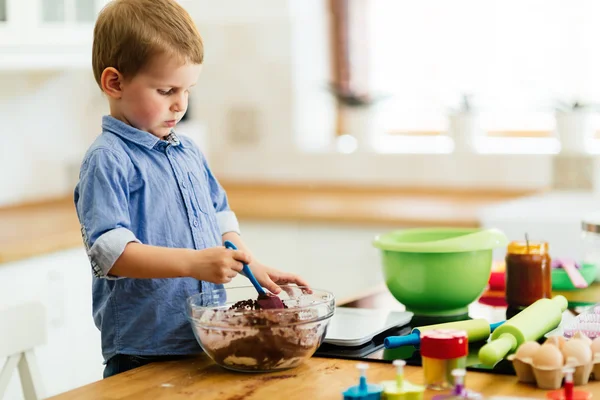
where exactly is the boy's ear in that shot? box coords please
[101,67,124,99]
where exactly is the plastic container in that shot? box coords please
[551,260,596,291]
[505,240,552,310]
[581,215,600,282]
[186,285,334,372]
[421,329,468,390]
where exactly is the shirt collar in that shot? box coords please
[101,115,185,149]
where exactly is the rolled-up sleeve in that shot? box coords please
[75,148,140,279]
[201,154,240,235]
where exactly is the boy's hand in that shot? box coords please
[191,247,251,284]
[249,261,310,295]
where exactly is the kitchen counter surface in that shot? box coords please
[0,197,82,264]
[0,182,536,264]
[47,354,588,400]
[47,285,600,400]
[224,182,535,227]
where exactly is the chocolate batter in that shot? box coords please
[198,299,324,371]
[229,298,289,311]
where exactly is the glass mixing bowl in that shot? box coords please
[186,285,335,372]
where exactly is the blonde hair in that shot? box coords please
[92,0,204,88]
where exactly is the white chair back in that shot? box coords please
[0,302,46,400]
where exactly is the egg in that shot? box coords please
[591,337,600,355]
[545,336,566,349]
[573,331,593,346]
[515,341,541,360]
[561,338,592,365]
[532,343,564,369]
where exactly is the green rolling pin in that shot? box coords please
[478,295,568,366]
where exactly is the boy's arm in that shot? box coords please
[221,232,254,259]
[111,243,193,277]
[75,148,248,282]
[110,242,248,282]
[75,148,138,280]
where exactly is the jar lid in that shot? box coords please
[507,241,548,255]
[421,329,468,359]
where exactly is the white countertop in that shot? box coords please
[478,190,600,260]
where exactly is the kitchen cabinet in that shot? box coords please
[226,220,387,302]
[0,248,104,400]
[0,0,108,70]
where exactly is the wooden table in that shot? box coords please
[46,356,587,400]
[48,288,600,400]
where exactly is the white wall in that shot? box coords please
[0,0,559,208]
[0,71,107,206]
[187,0,336,153]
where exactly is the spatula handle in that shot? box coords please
[224,240,266,295]
[562,262,589,288]
[384,333,420,348]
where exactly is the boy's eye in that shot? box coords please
[158,89,174,95]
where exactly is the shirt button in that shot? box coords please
[193,220,199,227]
[181,180,186,188]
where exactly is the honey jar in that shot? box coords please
[505,240,551,310]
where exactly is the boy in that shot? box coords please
[74,0,308,378]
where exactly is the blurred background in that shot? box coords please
[2,0,600,398]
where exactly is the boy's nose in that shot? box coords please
[171,94,187,113]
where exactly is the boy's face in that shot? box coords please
[115,53,202,139]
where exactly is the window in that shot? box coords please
[0,0,6,22]
[42,0,98,23]
[42,0,66,22]
[75,0,97,22]
[333,0,600,154]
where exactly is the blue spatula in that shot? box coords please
[224,240,284,309]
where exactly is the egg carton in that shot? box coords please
[507,333,600,390]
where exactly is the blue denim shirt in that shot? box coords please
[74,116,240,362]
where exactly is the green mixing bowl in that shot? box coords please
[373,228,508,317]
